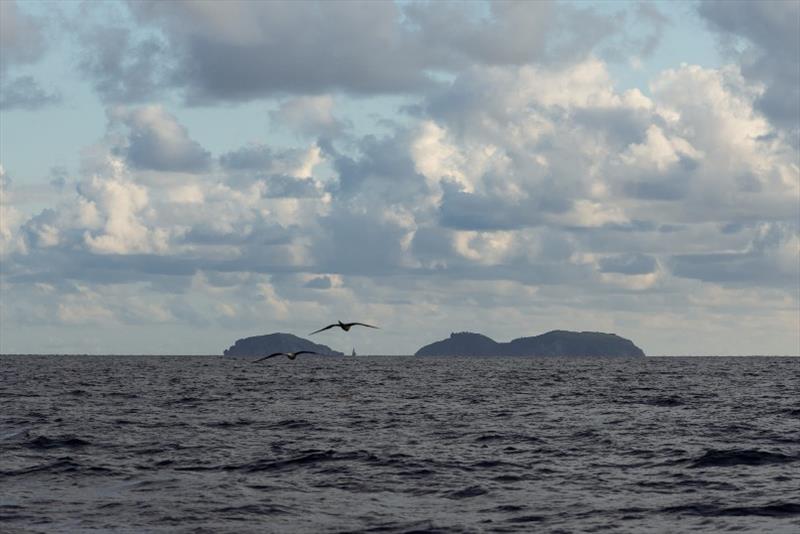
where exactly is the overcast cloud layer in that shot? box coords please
[1,0,798,355]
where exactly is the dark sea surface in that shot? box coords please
[1,355,799,533]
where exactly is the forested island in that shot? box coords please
[414,330,645,357]
[223,330,645,357]
[223,333,343,356]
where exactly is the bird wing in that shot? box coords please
[349,322,379,329]
[294,351,319,356]
[309,324,337,335]
[252,352,285,363]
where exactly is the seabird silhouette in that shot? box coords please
[309,320,379,335]
[251,350,319,363]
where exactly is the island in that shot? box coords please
[414,330,645,357]
[223,333,343,357]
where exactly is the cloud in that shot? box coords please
[311,206,414,275]
[0,166,27,257]
[126,0,432,102]
[3,5,799,355]
[79,172,170,255]
[109,105,211,172]
[78,25,168,104]
[670,222,799,287]
[0,75,60,110]
[0,1,58,111]
[599,253,658,275]
[698,0,800,139]
[269,95,349,138]
[220,144,322,177]
[304,276,332,290]
[66,1,643,104]
[0,1,46,71]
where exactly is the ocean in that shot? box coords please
[1,355,798,533]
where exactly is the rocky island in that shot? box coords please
[415,330,645,357]
[223,333,343,357]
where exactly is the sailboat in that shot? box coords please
[351,347,357,357]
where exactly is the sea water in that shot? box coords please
[1,355,798,533]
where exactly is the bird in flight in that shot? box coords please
[252,351,319,363]
[309,320,379,335]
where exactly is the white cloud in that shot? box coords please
[80,158,172,255]
[0,166,27,257]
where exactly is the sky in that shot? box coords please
[0,0,798,356]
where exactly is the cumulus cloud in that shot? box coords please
[220,144,322,177]
[698,0,800,139]
[109,105,211,172]
[65,0,646,104]
[0,166,27,257]
[2,2,798,354]
[79,162,172,255]
[126,0,431,102]
[269,95,349,138]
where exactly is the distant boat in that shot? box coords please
[351,348,357,356]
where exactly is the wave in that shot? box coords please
[662,502,800,517]
[26,435,91,449]
[0,457,113,477]
[689,449,798,468]
[641,396,685,407]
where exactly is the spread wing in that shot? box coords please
[294,351,319,357]
[349,322,379,329]
[252,352,285,363]
[309,323,337,335]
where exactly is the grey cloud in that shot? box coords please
[0,75,60,110]
[312,208,409,275]
[402,0,556,66]
[632,2,670,57]
[410,226,456,265]
[599,220,658,233]
[670,222,798,287]
[69,0,634,103]
[20,208,60,248]
[438,179,571,231]
[670,251,791,287]
[698,0,800,137]
[326,132,428,202]
[78,26,168,103]
[181,222,293,247]
[7,236,305,287]
[128,0,431,103]
[49,166,69,190]
[572,106,653,148]
[0,1,46,71]
[219,145,275,171]
[304,276,332,289]
[7,247,197,286]
[261,176,321,199]
[111,106,211,172]
[0,2,55,112]
[599,253,657,275]
[438,187,537,231]
[720,222,744,234]
[621,156,698,201]
[219,144,317,177]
